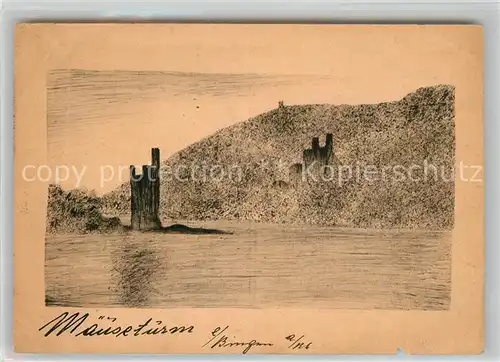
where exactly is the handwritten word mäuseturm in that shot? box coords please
[39,312,194,337]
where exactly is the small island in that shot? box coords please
[46,148,229,235]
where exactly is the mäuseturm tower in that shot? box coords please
[130,148,162,230]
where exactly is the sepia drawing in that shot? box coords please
[44,69,454,310]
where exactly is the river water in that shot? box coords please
[45,219,451,310]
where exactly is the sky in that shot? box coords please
[45,26,476,193]
[47,70,361,193]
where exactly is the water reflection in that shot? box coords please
[46,225,451,309]
[112,239,160,307]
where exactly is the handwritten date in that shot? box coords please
[286,334,312,350]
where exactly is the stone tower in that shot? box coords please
[130,148,161,230]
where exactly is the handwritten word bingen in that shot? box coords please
[203,326,274,354]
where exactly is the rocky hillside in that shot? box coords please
[47,184,123,234]
[103,85,455,229]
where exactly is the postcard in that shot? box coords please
[14,24,484,354]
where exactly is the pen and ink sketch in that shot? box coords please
[45,69,454,310]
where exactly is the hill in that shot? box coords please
[103,85,455,229]
[47,184,123,234]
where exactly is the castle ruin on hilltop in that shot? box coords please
[289,133,339,184]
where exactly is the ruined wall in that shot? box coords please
[289,133,336,183]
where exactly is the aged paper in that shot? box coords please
[14,24,484,354]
